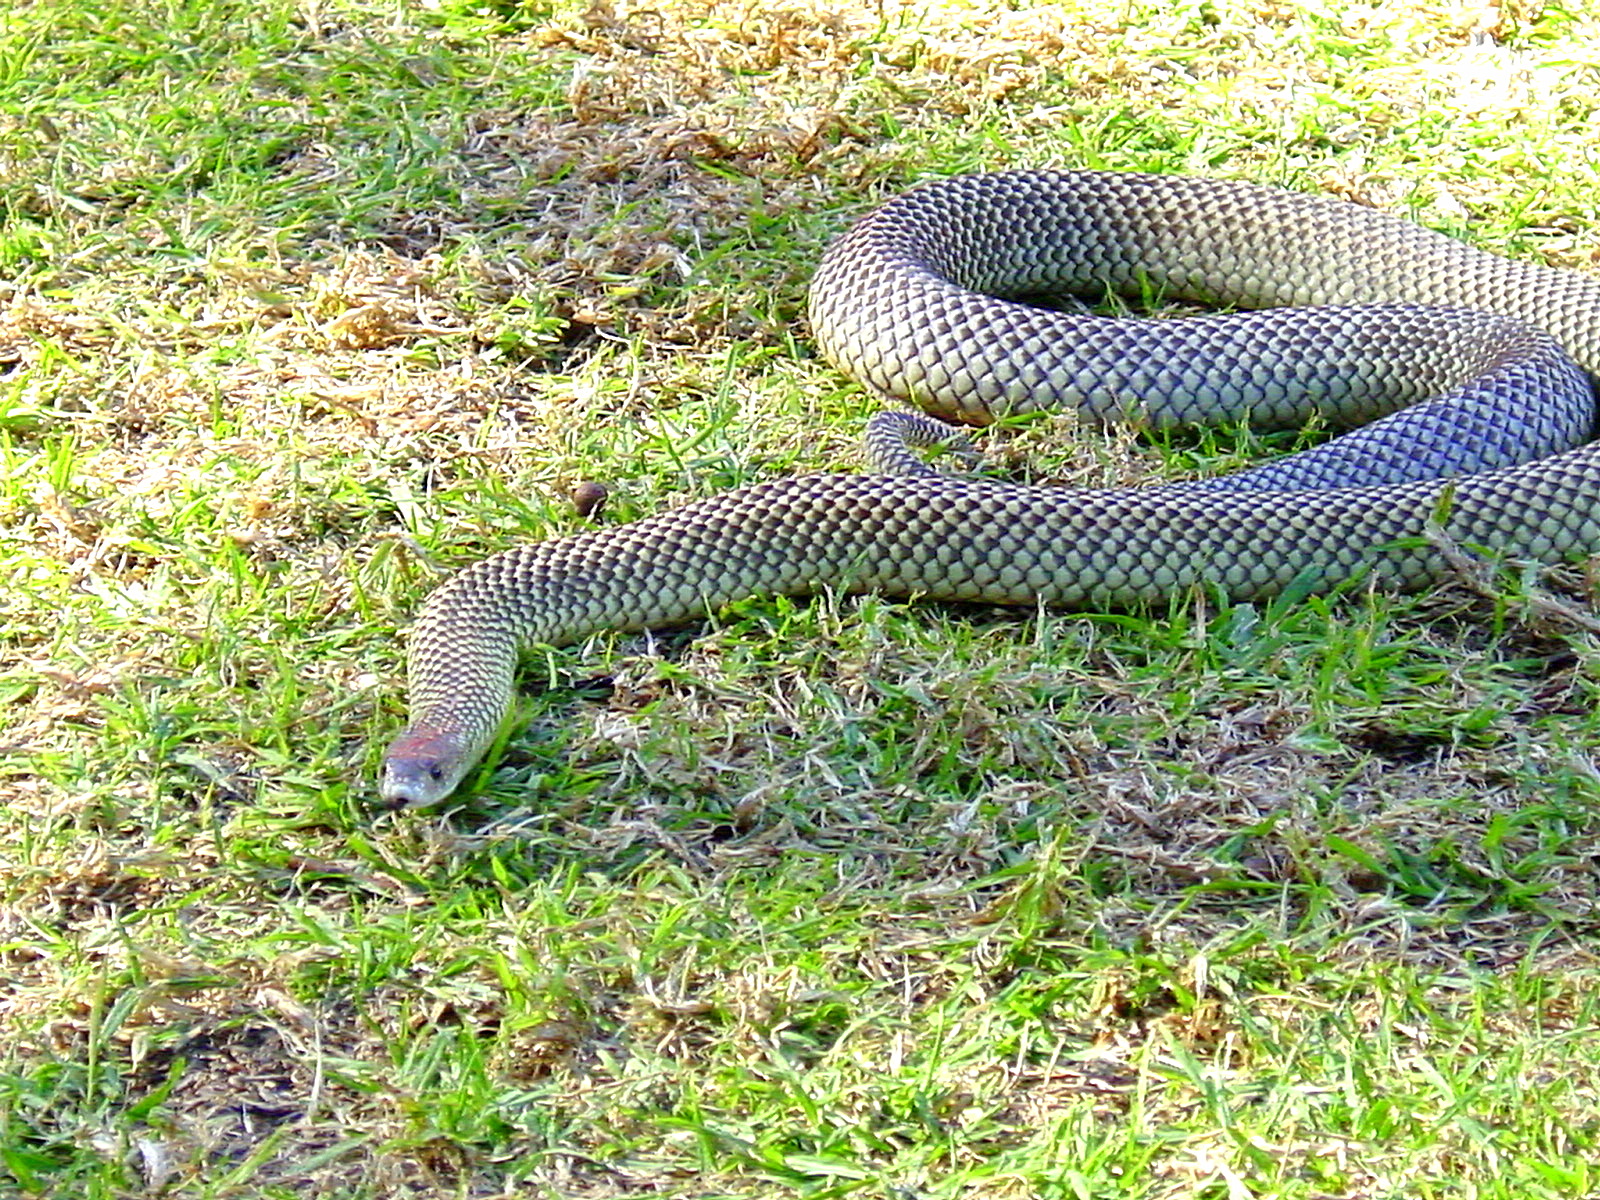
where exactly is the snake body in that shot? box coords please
[379,170,1600,807]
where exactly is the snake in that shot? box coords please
[378,169,1600,807]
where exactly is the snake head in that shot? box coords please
[378,726,473,808]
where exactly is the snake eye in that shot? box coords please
[428,764,445,781]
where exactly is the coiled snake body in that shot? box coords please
[379,170,1600,807]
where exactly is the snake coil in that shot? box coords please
[379,170,1600,807]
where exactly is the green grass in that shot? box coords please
[4,0,1600,1195]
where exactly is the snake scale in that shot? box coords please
[379,170,1600,807]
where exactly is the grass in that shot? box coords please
[4,0,1600,1194]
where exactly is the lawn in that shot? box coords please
[3,0,1600,1195]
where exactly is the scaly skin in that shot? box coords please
[379,170,1600,807]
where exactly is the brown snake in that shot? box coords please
[378,170,1600,807]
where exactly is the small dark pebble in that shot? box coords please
[571,481,608,518]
